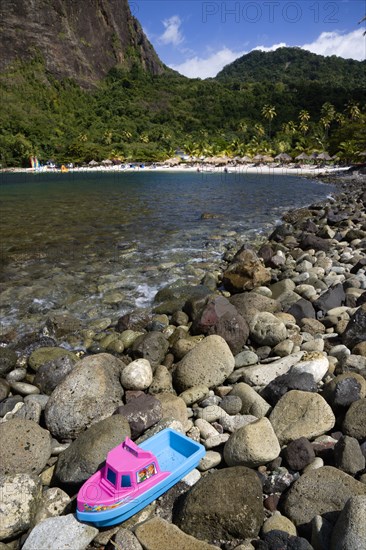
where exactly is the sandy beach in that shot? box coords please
[2,163,351,178]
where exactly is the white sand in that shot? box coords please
[3,164,350,177]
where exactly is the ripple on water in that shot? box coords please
[0,171,335,334]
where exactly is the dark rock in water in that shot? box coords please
[287,299,316,324]
[0,395,23,417]
[299,233,331,252]
[200,212,221,219]
[342,304,366,349]
[115,394,162,438]
[9,333,56,357]
[258,530,314,550]
[261,372,317,406]
[282,437,315,471]
[154,285,211,316]
[45,314,82,338]
[175,466,264,541]
[54,415,131,489]
[0,347,17,376]
[313,283,345,315]
[333,377,361,407]
[333,435,365,475]
[282,466,366,535]
[34,355,77,395]
[190,295,249,355]
[131,332,169,368]
[116,308,152,332]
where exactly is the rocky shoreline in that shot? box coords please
[0,168,365,550]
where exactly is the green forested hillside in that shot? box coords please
[0,48,365,167]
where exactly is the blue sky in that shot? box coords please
[130,0,366,77]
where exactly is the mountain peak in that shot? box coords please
[0,0,165,88]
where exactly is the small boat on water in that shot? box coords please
[76,428,205,527]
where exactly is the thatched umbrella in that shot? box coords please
[358,151,366,157]
[241,155,252,163]
[262,155,274,163]
[253,154,265,162]
[295,153,310,161]
[317,152,332,161]
[88,159,99,166]
[275,153,292,162]
[165,157,181,166]
[101,159,113,166]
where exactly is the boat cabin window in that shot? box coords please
[106,468,117,486]
[121,474,131,488]
[137,462,157,483]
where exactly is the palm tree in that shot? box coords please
[320,102,336,139]
[345,101,361,121]
[298,110,310,134]
[261,104,277,139]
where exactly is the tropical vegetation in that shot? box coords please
[0,48,365,167]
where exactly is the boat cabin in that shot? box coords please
[101,438,160,493]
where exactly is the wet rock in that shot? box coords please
[223,249,271,293]
[282,437,316,471]
[342,304,366,348]
[116,308,152,332]
[135,517,216,550]
[282,466,366,533]
[224,418,280,467]
[0,474,42,541]
[54,415,130,487]
[28,347,77,372]
[45,353,124,439]
[33,354,76,395]
[0,348,17,376]
[191,295,249,354]
[115,393,162,438]
[22,514,98,550]
[176,466,263,541]
[0,419,52,475]
[343,398,366,439]
[334,435,365,475]
[330,495,366,550]
[173,335,235,392]
[229,291,280,323]
[269,390,335,445]
[44,313,82,338]
[249,312,287,347]
[131,332,169,368]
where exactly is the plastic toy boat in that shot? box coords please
[76,428,205,527]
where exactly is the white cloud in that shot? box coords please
[170,47,246,78]
[158,15,184,46]
[300,29,366,60]
[169,29,365,78]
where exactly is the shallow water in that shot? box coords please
[0,169,335,334]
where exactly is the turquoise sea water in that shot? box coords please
[0,169,335,334]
